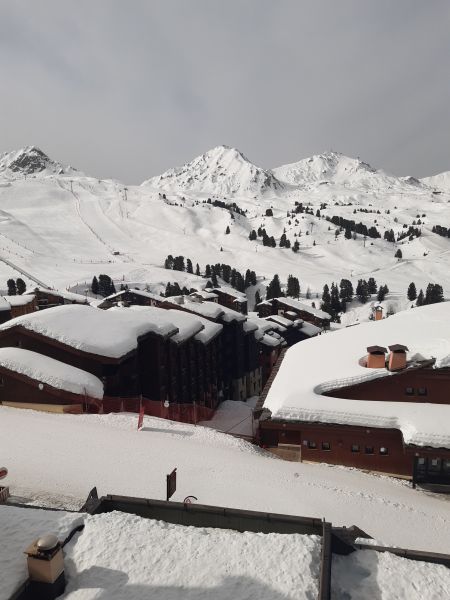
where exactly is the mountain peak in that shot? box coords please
[143,146,284,196]
[0,146,77,179]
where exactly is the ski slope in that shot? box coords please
[0,146,448,308]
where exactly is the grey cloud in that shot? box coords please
[0,0,449,183]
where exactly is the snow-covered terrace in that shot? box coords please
[264,303,450,449]
[0,347,103,398]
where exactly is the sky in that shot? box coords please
[0,0,449,183]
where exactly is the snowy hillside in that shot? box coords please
[421,170,450,192]
[0,144,448,318]
[142,145,284,196]
[273,151,420,191]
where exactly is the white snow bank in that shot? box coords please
[1,407,450,553]
[0,347,103,398]
[331,549,450,599]
[62,511,320,599]
[0,505,82,600]
[0,305,176,359]
[4,295,35,307]
[264,302,450,448]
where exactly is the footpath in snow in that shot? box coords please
[1,406,449,554]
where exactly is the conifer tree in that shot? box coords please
[286,275,300,299]
[367,277,377,294]
[266,274,282,300]
[356,279,369,303]
[225,225,230,234]
[407,282,417,301]
[292,240,300,253]
[16,278,26,295]
[7,279,16,295]
[195,263,200,276]
[91,276,99,295]
[339,279,353,303]
[377,284,388,302]
[186,259,193,274]
[330,282,342,316]
[395,248,402,259]
[254,290,261,306]
[416,289,424,306]
[321,284,332,314]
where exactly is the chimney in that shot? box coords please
[24,534,66,598]
[388,344,408,371]
[366,345,387,368]
[374,306,383,321]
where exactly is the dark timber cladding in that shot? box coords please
[0,325,140,397]
[0,364,88,410]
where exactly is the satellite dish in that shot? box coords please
[0,467,7,480]
[38,383,44,391]
[163,400,170,408]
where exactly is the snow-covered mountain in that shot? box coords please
[0,146,78,180]
[0,144,448,318]
[421,171,450,192]
[142,145,284,196]
[272,151,422,191]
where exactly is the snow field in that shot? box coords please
[1,407,449,554]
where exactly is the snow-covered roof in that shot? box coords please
[128,305,214,344]
[166,296,225,320]
[214,303,247,323]
[264,302,450,449]
[4,294,35,307]
[105,288,162,303]
[0,347,103,398]
[274,297,331,320]
[0,297,11,312]
[300,322,322,337]
[167,309,222,344]
[0,305,175,359]
[212,285,247,302]
[190,290,219,300]
[266,314,296,328]
[25,287,88,304]
[260,334,281,347]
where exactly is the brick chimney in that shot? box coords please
[388,344,408,371]
[366,346,387,368]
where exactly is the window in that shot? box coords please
[321,442,331,451]
[0,376,4,387]
[405,387,414,396]
[379,447,389,455]
[307,441,317,449]
[418,387,427,396]
[351,444,360,453]
[365,446,374,455]
[443,460,450,472]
